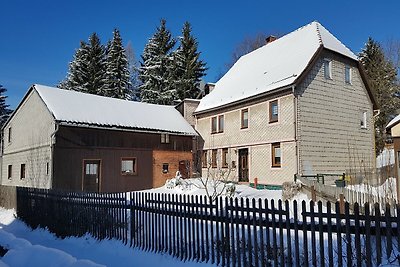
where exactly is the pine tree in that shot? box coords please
[0,84,13,128]
[126,41,141,101]
[104,29,131,99]
[139,19,177,105]
[359,37,400,154]
[59,41,89,91]
[86,33,107,95]
[59,33,106,95]
[173,22,207,100]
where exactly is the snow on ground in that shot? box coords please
[0,208,215,267]
[0,179,311,267]
[146,177,291,201]
[346,177,398,199]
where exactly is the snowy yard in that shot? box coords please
[0,208,215,267]
[0,181,300,267]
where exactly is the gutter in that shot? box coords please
[57,121,198,137]
[194,85,293,116]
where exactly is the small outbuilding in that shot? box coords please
[1,85,197,192]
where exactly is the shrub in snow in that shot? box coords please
[225,183,236,198]
[282,182,302,201]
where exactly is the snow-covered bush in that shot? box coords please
[225,183,236,197]
[282,181,302,201]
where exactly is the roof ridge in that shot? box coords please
[314,21,323,45]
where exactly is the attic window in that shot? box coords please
[345,65,352,84]
[323,59,332,79]
[269,100,279,123]
[8,127,11,143]
[361,111,367,129]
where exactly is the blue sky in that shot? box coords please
[1,0,399,109]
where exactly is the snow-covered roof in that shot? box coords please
[386,115,400,129]
[33,84,197,136]
[195,21,358,113]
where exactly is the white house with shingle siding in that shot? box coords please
[194,21,377,186]
[1,88,55,188]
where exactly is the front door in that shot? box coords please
[238,148,249,182]
[83,160,100,192]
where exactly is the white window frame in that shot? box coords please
[361,111,367,129]
[345,65,352,84]
[323,59,332,80]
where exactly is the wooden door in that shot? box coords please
[179,160,190,178]
[238,148,249,182]
[83,160,100,192]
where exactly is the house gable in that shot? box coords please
[1,89,55,188]
[296,49,375,175]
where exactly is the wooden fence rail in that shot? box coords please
[16,187,400,267]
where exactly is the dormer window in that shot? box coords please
[323,59,332,79]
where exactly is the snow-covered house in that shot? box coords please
[1,85,197,192]
[194,21,377,186]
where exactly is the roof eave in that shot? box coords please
[57,121,198,137]
[194,85,293,116]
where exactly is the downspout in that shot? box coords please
[293,85,300,176]
[50,122,60,189]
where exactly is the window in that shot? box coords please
[121,158,137,175]
[46,162,49,176]
[269,100,279,123]
[8,127,11,143]
[85,163,98,175]
[161,133,170,144]
[211,117,218,133]
[212,116,224,133]
[202,150,208,168]
[222,148,229,168]
[241,109,248,129]
[20,164,26,179]
[7,165,12,179]
[212,149,217,168]
[323,59,332,79]
[361,111,367,129]
[345,65,352,84]
[272,143,281,167]
[218,115,224,133]
[162,163,169,174]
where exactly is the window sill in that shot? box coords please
[121,173,137,176]
[271,165,281,168]
[269,120,278,124]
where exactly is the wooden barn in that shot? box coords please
[1,84,197,192]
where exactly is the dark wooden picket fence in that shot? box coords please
[16,187,400,267]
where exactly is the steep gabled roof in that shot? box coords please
[195,21,361,113]
[32,84,197,136]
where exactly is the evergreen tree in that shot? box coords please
[104,29,131,99]
[0,84,13,128]
[126,41,141,101]
[59,33,106,95]
[359,37,400,154]
[59,41,89,91]
[139,19,177,105]
[86,33,107,95]
[173,22,207,100]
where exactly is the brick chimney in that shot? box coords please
[266,35,277,44]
